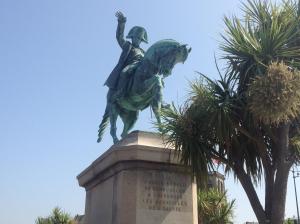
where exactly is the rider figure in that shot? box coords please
[104,11,148,99]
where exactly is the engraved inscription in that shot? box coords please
[139,171,190,212]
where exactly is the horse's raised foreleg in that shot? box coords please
[152,100,162,125]
[151,80,163,127]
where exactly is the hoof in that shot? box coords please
[121,133,128,139]
[113,137,119,144]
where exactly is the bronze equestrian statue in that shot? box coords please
[97,11,191,143]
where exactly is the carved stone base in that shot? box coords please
[77,131,198,224]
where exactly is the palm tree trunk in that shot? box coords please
[270,164,290,224]
[270,124,292,224]
[264,168,274,222]
[234,163,267,223]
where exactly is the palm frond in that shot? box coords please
[221,0,300,91]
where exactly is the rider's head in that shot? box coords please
[126,26,148,47]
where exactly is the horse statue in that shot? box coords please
[97,39,191,143]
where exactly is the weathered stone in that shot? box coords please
[78,131,198,224]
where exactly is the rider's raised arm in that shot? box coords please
[115,11,127,49]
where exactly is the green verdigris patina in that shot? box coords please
[97,12,191,143]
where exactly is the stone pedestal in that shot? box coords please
[77,131,198,224]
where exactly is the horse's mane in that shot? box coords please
[144,39,181,63]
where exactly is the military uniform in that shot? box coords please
[104,17,147,92]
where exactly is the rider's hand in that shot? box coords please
[115,11,126,23]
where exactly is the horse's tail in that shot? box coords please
[97,106,109,143]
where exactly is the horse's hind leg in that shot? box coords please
[109,105,119,143]
[107,89,119,143]
[120,110,138,139]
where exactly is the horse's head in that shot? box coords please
[144,39,191,77]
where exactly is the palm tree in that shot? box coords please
[159,1,300,223]
[284,218,296,224]
[35,207,75,224]
[198,188,235,224]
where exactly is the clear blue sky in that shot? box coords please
[0,0,298,223]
